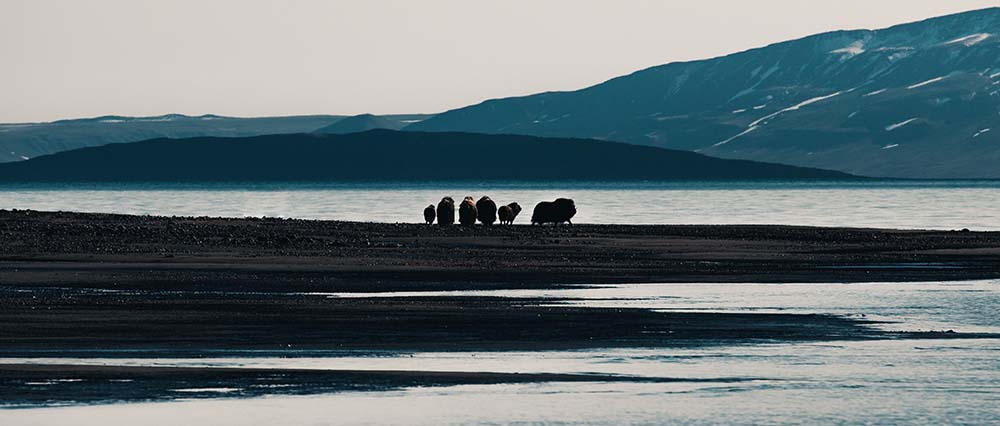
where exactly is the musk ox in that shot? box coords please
[476,196,498,226]
[436,197,455,225]
[459,196,478,226]
[498,202,522,225]
[531,198,577,225]
[423,204,436,224]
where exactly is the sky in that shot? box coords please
[2,0,998,123]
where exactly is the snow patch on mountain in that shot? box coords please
[749,91,846,128]
[874,46,915,61]
[831,41,866,58]
[886,118,919,131]
[713,126,758,147]
[945,33,992,47]
[716,90,850,147]
[908,77,946,89]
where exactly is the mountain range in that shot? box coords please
[0,113,433,163]
[408,8,1000,178]
[0,130,852,182]
[2,9,996,178]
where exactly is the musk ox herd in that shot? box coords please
[424,197,576,226]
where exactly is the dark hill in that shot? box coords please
[0,129,855,182]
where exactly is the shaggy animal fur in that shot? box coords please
[423,204,436,225]
[498,202,522,225]
[459,196,478,226]
[476,196,498,226]
[531,198,577,225]
[436,197,455,225]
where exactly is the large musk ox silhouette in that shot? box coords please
[436,197,455,225]
[531,198,577,225]
[498,203,522,225]
[459,196,478,226]
[423,204,436,224]
[476,196,498,226]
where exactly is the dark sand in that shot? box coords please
[0,288,896,352]
[2,210,998,405]
[2,209,999,292]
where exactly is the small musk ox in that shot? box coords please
[476,196,498,226]
[436,197,455,225]
[531,198,577,225]
[459,196,478,226]
[498,202,522,225]
[423,204,436,224]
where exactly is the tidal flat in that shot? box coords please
[0,210,998,422]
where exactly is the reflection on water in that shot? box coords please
[1,281,998,424]
[1,180,1000,229]
[2,338,998,425]
[310,280,1000,333]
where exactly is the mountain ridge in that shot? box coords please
[313,114,429,134]
[0,113,435,163]
[408,8,1000,178]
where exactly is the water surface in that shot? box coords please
[1,180,999,229]
[1,281,997,425]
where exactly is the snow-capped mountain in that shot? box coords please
[409,8,1000,178]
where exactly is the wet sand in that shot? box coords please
[1,210,998,406]
[2,363,741,407]
[0,288,896,352]
[1,209,996,352]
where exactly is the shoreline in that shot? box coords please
[1,209,998,407]
[0,208,997,353]
[1,209,999,290]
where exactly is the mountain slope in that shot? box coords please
[313,114,430,134]
[408,8,1000,178]
[0,130,854,182]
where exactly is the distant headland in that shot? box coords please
[0,129,856,182]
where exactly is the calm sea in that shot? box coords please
[0,180,999,230]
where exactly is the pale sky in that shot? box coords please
[2,0,998,123]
